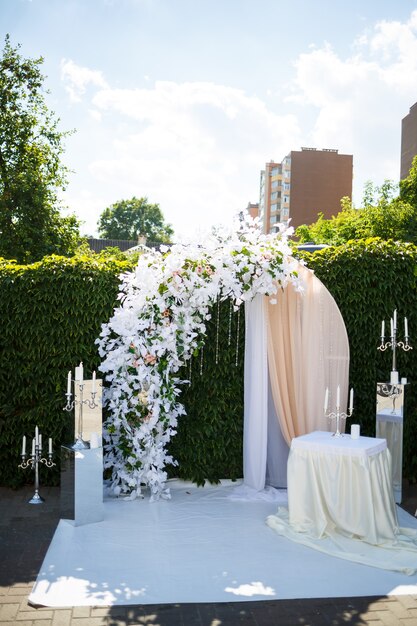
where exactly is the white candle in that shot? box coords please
[67,370,72,394]
[390,318,394,338]
[31,438,35,456]
[21,435,26,456]
[75,365,80,381]
[381,320,385,338]
[393,309,397,331]
[405,317,409,338]
[349,388,354,411]
[336,385,340,408]
[92,370,96,393]
[324,388,329,412]
[39,434,42,451]
[79,362,84,384]
[48,438,52,454]
[35,426,39,446]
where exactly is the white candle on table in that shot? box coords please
[67,370,72,394]
[92,370,96,393]
[35,426,39,446]
[48,438,52,454]
[381,320,385,338]
[349,388,354,411]
[79,362,84,384]
[390,318,394,338]
[336,385,340,408]
[324,388,329,412]
[393,309,397,330]
[405,317,409,338]
[31,438,35,456]
[21,435,26,456]
[39,434,42,451]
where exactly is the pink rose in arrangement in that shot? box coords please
[144,353,157,365]
[196,265,203,274]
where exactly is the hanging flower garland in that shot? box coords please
[97,218,302,501]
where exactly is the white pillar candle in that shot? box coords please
[21,435,26,456]
[79,362,84,384]
[405,317,409,338]
[31,438,35,456]
[351,424,360,439]
[393,309,397,330]
[35,426,39,446]
[39,434,42,451]
[92,370,96,393]
[390,318,394,337]
[324,388,329,412]
[349,388,354,411]
[67,370,72,394]
[336,385,340,408]
[48,438,52,454]
[381,320,385,338]
[75,365,80,381]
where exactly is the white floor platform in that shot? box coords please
[29,480,417,607]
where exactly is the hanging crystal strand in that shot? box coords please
[215,294,220,364]
[189,356,192,385]
[200,345,204,375]
[228,299,233,346]
[235,306,241,367]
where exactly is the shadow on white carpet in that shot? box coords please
[29,479,417,607]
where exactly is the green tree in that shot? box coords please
[97,196,174,243]
[295,182,417,245]
[0,35,81,263]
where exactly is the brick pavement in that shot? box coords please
[1,484,417,626]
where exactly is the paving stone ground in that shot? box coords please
[1,483,417,626]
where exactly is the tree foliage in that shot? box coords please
[97,196,174,243]
[295,178,417,245]
[0,35,81,263]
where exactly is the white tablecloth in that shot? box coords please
[287,431,398,545]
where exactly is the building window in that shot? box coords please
[271,203,278,212]
[284,183,290,190]
[281,208,289,216]
[270,166,280,176]
[283,196,289,204]
[271,180,279,188]
[271,192,278,200]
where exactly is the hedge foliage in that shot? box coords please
[302,238,417,482]
[0,254,133,487]
[1,238,416,488]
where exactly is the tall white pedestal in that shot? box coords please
[61,446,104,525]
[376,382,405,504]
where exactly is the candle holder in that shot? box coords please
[378,311,412,384]
[18,428,55,504]
[64,377,98,450]
[325,406,353,438]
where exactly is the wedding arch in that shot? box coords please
[97,219,349,501]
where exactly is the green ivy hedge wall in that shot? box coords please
[302,238,417,483]
[0,255,133,487]
[1,238,416,488]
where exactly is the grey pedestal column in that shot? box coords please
[376,382,405,504]
[61,445,104,525]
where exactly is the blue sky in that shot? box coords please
[2,0,417,239]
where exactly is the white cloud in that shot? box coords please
[74,81,302,238]
[287,9,417,203]
[61,59,109,103]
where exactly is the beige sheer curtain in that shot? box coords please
[267,264,350,445]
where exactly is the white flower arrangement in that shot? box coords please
[97,216,302,501]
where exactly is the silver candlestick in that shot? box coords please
[378,309,412,384]
[325,406,353,438]
[18,427,55,504]
[324,386,354,437]
[64,363,98,450]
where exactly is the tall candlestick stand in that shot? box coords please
[64,377,98,450]
[325,406,353,437]
[18,429,55,504]
[378,310,412,384]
